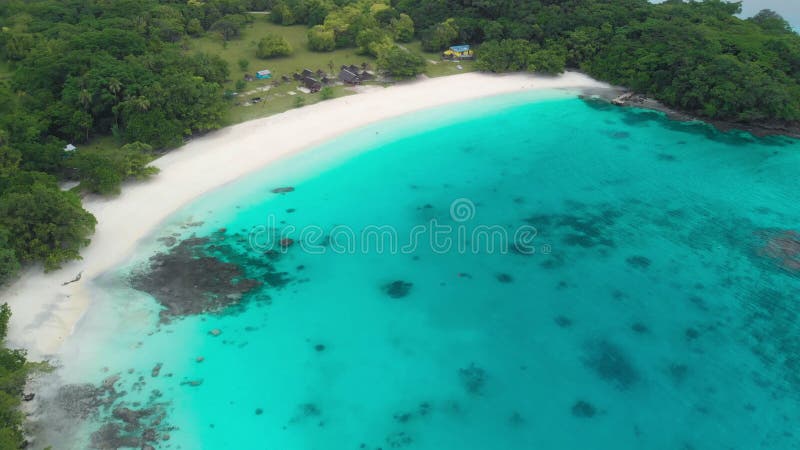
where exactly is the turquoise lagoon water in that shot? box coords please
[50,91,800,450]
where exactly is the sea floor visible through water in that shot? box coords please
[30,90,800,450]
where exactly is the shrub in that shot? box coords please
[529,49,566,74]
[377,45,426,78]
[256,33,292,58]
[320,86,334,100]
[476,39,535,72]
[307,25,335,52]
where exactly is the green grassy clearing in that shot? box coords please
[78,135,123,155]
[404,41,477,77]
[190,16,473,125]
[190,19,375,91]
[190,18,376,125]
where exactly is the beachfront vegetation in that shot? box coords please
[0,304,30,449]
[377,45,426,78]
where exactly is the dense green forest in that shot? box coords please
[0,0,262,286]
[402,0,800,121]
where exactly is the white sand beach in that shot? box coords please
[2,71,609,359]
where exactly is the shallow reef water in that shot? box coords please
[36,92,800,449]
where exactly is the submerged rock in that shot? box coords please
[571,400,597,418]
[290,403,322,424]
[582,340,639,390]
[90,423,140,449]
[271,186,295,194]
[495,273,514,283]
[112,406,153,427]
[554,316,573,328]
[459,363,487,395]
[386,431,413,448]
[526,205,620,249]
[755,229,800,273]
[508,411,525,426]
[55,384,106,420]
[626,255,651,269]
[383,280,413,299]
[157,236,177,247]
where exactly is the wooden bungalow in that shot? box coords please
[292,72,303,80]
[338,68,361,85]
[302,76,322,93]
[301,68,315,78]
[359,70,374,80]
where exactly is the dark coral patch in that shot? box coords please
[459,363,487,395]
[384,280,413,298]
[571,400,597,418]
[555,316,573,328]
[527,206,620,249]
[610,131,631,139]
[754,229,800,274]
[626,255,651,269]
[668,363,689,385]
[582,340,639,390]
[130,237,262,322]
[685,327,700,341]
[657,153,677,161]
[495,273,514,283]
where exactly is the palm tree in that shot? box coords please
[108,78,122,97]
[78,89,92,110]
[133,15,148,34]
[132,96,150,112]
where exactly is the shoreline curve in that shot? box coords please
[2,71,611,359]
